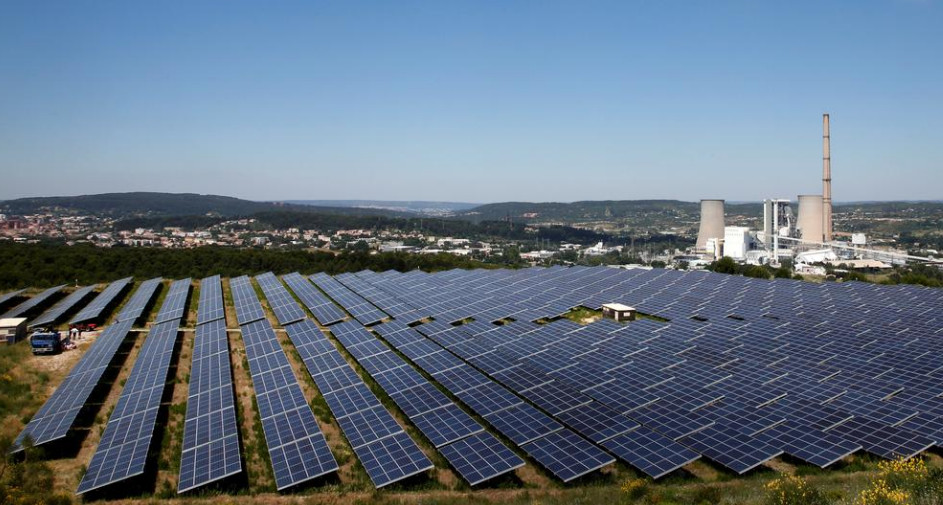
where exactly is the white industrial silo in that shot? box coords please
[796,194,824,244]
[696,199,725,250]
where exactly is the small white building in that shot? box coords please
[723,227,753,260]
[0,318,28,345]
[601,303,636,322]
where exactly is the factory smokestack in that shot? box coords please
[823,113,832,242]
[696,199,725,250]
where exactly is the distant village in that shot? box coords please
[0,212,675,266]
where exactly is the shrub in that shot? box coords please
[764,474,831,505]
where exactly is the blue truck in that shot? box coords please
[29,329,64,355]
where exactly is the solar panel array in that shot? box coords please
[178,275,242,493]
[230,275,266,325]
[326,266,943,478]
[77,279,189,494]
[30,284,98,328]
[283,319,435,487]
[195,275,225,325]
[154,278,192,324]
[255,272,306,326]
[368,320,617,482]
[13,319,135,451]
[282,273,346,325]
[71,277,133,324]
[310,273,386,325]
[1,284,66,318]
[116,278,162,323]
[0,288,26,309]
[233,279,337,490]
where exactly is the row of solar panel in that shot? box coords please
[233,278,338,491]
[78,278,191,494]
[178,275,242,493]
[340,274,943,474]
[319,320,524,485]
[14,278,163,452]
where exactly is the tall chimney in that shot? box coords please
[823,113,832,242]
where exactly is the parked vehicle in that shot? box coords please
[30,329,64,355]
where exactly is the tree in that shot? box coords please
[711,256,738,274]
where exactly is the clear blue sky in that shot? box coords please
[1,0,941,203]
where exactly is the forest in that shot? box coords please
[0,243,492,290]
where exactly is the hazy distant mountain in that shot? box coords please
[0,192,408,219]
[284,200,480,215]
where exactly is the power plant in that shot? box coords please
[689,114,913,269]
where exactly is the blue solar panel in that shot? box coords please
[154,278,192,324]
[77,315,182,494]
[282,319,432,488]
[116,278,162,323]
[178,316,242,493]
[520,429,615,482]
[282,272,346,325]
[754,420,861,468]
[30,285,97,328]
[679,425,783,474]
[310,273,387,325]
[602,426,700,479]
[484,403,563,445]
[0,288,26,309]
[2,284,66,318]
[71,277,133,324]
[230,275,266,325]
[239,318,338,490]
[352,432,433,488]
[256,272,307,326]
[195,275,225,325]
[14,319,135,451]
[412,404,484,448]
[438,432,525,486]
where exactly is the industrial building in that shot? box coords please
[0,317,28,345]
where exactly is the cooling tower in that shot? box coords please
[696,199,725,250]
[797,194,824,244]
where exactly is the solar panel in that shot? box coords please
[70,277,133,325]
[0,288,26,309]
[13,319,135,451]
[602,426,700,479]
[483,403,563,445]
[679,425,783,474]
[555,401,640,444]
[178,318,242,493]
[116,278,162,323]
[282,272,346,325]
[754,420,861,468]
[77,317,182,494]
[2,284,66,318]
[30,285,97,328]
[352,431,433,488]
[310,273,387,325]
[520,429,615,482]
[195,275,225,325]
[336,406,404,449]
[327,266,943,476]
[438,432,525,486]
[256,272,307,326]
[826,416,935,460]
[154,278,192,324]
[388,383,451,417]
[239,319,338,490]
[282,320,432,488]
[412,404,484,447]
[230,275,266,325]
